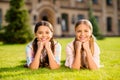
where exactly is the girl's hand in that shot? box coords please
[83,41,90,50]
[45,42,51,50]
[75,41,82,50]
[37,41,44,51]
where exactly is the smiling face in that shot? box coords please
[75,24,92,42]
[35,25,53,43]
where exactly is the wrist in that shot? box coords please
[85,49,91,54]
[46,48,52,53]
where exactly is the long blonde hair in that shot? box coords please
[74,19,95,56]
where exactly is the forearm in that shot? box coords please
[47,49,60,69]
[86,50,98,70]
[72,50,81,70]
[29,51,41,69]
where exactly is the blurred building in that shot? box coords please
[0,0,120,37]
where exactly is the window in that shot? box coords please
[61,13,69,32]
[106,0,112,6]
[77,15,84,20]
[107,17,112,32]
[118,20,120,35]
[0,9,2,27]
[117,0,120,9]
[38,0,41,2]
[95,16,99,23]
[92,0,98,4]
[33,15,37,24]
[71,15,75,24]
[57,17,61,24]
[76,0,84,2]
[53,0,56,4]
[33,15,37,21]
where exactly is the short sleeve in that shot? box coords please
[93,42,100,68]
[54,43,61,64]
[65,42,74,68]
[25,43,33,66]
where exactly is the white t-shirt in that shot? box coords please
[65,41,100,68]
[25,41,61,66]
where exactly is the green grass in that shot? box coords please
[0,37,120,80]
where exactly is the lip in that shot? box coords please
[78,36,86,41]
[42,37,51,41]
[80,36,85,40]
[41,38,47,41]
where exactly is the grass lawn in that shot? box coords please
[0,37,120,80]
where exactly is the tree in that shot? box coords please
[88,1,104,39]
[3,0,33,43]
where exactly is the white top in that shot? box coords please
[25,41,61,66]
[65,41,100,68]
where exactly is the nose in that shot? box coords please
[81,31,85,36]
[42,33,46,37]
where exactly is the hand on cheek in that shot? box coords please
[75,41,82,50]
[45,42,51,50]
[37,41,44,51]
[83,41,90,50]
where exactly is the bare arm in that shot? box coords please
[29,50,42,69]
[83,42,98,70]
[85,50,98,70]
[29,42,44,70]
[45,42,60,69]
[71,41,82,70]
[47,49,60,69]
[71,49,81,70]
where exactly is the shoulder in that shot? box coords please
[94,42,100,49]
[53,41,61,54]
[65,41,75,57]
[54,41,61,50]
[54,41,61,46]
[25,41,34,54]
[66,41,74,50]
[94,42,100,54]
[66,41,74,55]
[26,41,33,49]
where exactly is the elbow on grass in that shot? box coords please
[89,66,99,70]
[50,65,60,70]
[29,66,39,70]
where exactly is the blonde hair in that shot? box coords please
[74,19,95,55]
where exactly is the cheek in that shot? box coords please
[35,34,42,39]
[75,32,79,37]
[88,32,92,37]
[49,33,53,38]
[75,34,80,40]
[86,31,92,36]
[36,34,41,37]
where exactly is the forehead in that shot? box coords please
[37,26,51,31]
[76,24,91,30]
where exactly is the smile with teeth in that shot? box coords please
[41,38,47,41]
[80,37,85,40]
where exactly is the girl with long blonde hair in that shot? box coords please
[65,19,100,70]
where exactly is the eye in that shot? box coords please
[37,31,42,34]
[77,30,81,33]
[85,30,88,32]
[46,31,50,34]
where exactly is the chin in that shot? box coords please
[79,39,87,42]
[81,41,85,43]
